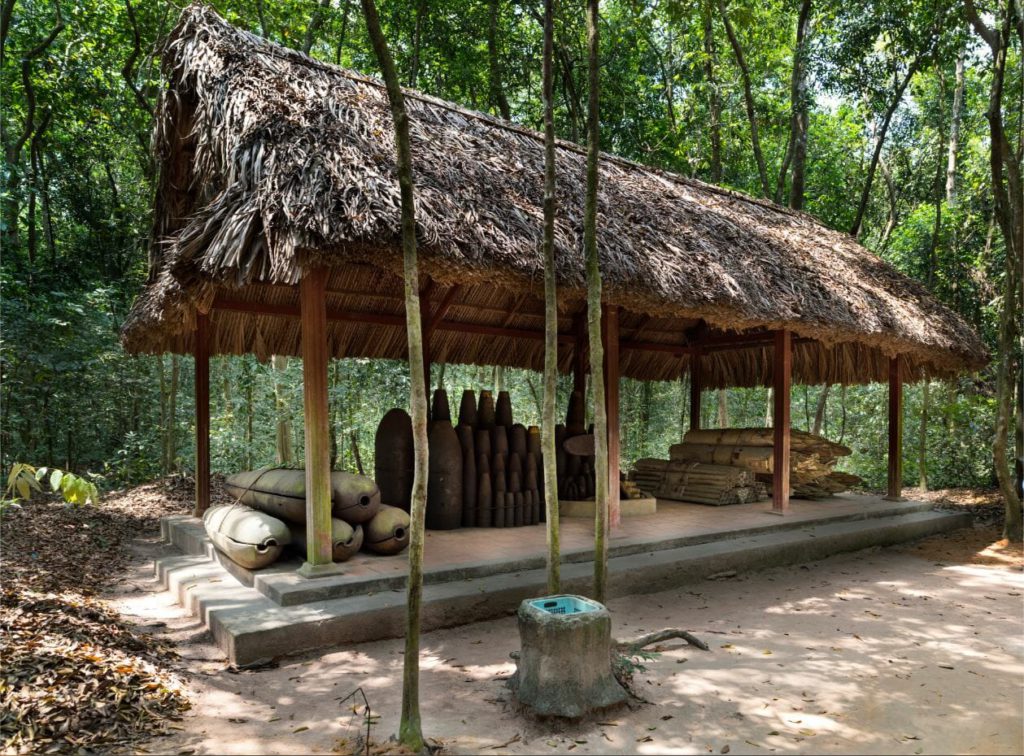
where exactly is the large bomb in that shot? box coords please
[458,390,478,428]
[223,468,381,525]
[375,408,414,511]
[426,419,463,529]
[363,504,411,555]
[288,518,363,563]
[204,504,290,570]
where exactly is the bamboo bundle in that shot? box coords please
[669,443,828,478]
[682,428,851,460]
[630,460,768,506]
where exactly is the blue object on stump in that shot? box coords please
[510,594,627,718]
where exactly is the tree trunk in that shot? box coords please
[334,0,352,65]
[878,154,899,249]
[487,0,512,120]
[359,0,429,748]
[776,0,812,207]
[272,355,293,466]
[244,358,254,471]
[718,0,770,197]
[965,0,1022,541]
[812,383,830,436]
[166,354,179,473]
[301,0,332,54]
[717,389,728,428]
[850,62,918,238]
[584,0,609,603]
[702,0,722,183]
[945,51,965,205]
[408,0,426,87]
[159,355,168,474]
[541,0,560,594]
[918,381,929,491]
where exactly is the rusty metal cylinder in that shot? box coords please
[493,467,507,527]
[431,388,452,423]
[458,424,477,528]
[527,426,542,459]
[506,492,517,527]
[510,424,527,459]
[477,454,492,527]
[475,428,492,460]
[496,391,514,428]
[478,390,496,430]
[508,452,523,486]
[458,389,478,428]
[375,408,414,511]
[513,491,525,526]
[492,425,509,458]
[363,504,411,555]
[426,419,463,530]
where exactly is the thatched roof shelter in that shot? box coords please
[121,4,986,388]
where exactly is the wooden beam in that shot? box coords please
[689,349,702,431]
[500,291,531,328]
[297,267,339,577]
[886,357,904,501]
[572,313,587,397]
[426,284,462,334]
[602,305,621,528]
[193,312,210,518]
[420,282,432,395]
[771,330,792,514]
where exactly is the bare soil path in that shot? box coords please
[109,518,1023,756]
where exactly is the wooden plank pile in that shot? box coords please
[632,459,768,506]
[631,427,861,503]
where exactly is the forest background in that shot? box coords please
[1,0,1020,498]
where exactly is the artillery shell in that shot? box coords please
[477,390,496,430]
[496,391,514,428]
[458,389,477,428]
[374,408,414,511]
[426,419,463,530]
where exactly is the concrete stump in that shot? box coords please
[511,595,628,718]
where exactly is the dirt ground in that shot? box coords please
[107,519,1024,756]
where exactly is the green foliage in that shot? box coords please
[1,0,1017,494]
[3,463,99,507]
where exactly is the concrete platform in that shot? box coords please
[153,495,969,666]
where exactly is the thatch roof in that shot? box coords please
[120,4,987,387]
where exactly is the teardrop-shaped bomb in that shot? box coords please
[509,469,522,494]
[524,452,538,491]
[204,504,290,569]
[477,469,493,528]
[492,425,509,457]
[458,389,478,428]
[510,424,527,458]
[288,518,363,563]
[492,452,506,474]
[506,492,518,527]
[224,469,380,525]
[461,438,477,528]
[477,390,496,430]
[363,504,411,555]
[508,453,523,485]
[513,491,525,527]
[475,428,492,459]
[493,467,507,527]
[374,408,414,511]
[456,424,474,454]
[330,472,382,525]
[431,388,451,423]
[527,426,541,458]
[496,391,514,428]
[426,419,463,530]
[566,390,586,435]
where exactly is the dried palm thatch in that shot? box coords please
[120,5,987,387]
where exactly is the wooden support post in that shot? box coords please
[885,357,905,501]
[602,305,621,528]
[572,314,587,399]
[771,330,791,514]
[193,312,210,518]
[298,267,342,577]
[689,350,702,431]
[420,283,432,396]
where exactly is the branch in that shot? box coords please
[964,0,999,51]
[0,0,15,65]
[616,628,710,654]
[122,0,153,116]
[9,1,64,161]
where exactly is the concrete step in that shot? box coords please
[161,498,938,608]
[155,508,969,666]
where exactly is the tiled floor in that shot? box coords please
[332,493,925,581]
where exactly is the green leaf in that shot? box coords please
[50,469,64,492]
[15,477,30,501]
[60,472,77,493]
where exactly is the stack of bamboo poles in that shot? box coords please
[632,459,768,506]
[634,427,861,500]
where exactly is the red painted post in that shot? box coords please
[772,330,791,514]
[886,357,904,501]
[193,312,210,518]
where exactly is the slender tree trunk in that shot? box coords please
[718,0,770,197]
[878,154,899,249]
[159,355,168,474]
[244,358,254,471]
[409,0,426,87]
[702,0,722,183]
[838,384,847,444]
[360,0,429,747]
[946,51,965,205]
[776,0,812,206]
[764,386,773,426]
[717,389,729,428]
[812,383,830,436]
[541,0,560,594]
[918,381,930,490]
[301,0,332,54]
[584,0,609,603]
[334,0,352,65]
[487,0,512,120]
[272,355,293,465]
[850,62,919,238]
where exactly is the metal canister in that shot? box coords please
[426,419,463,530]
[374,408,414,511]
